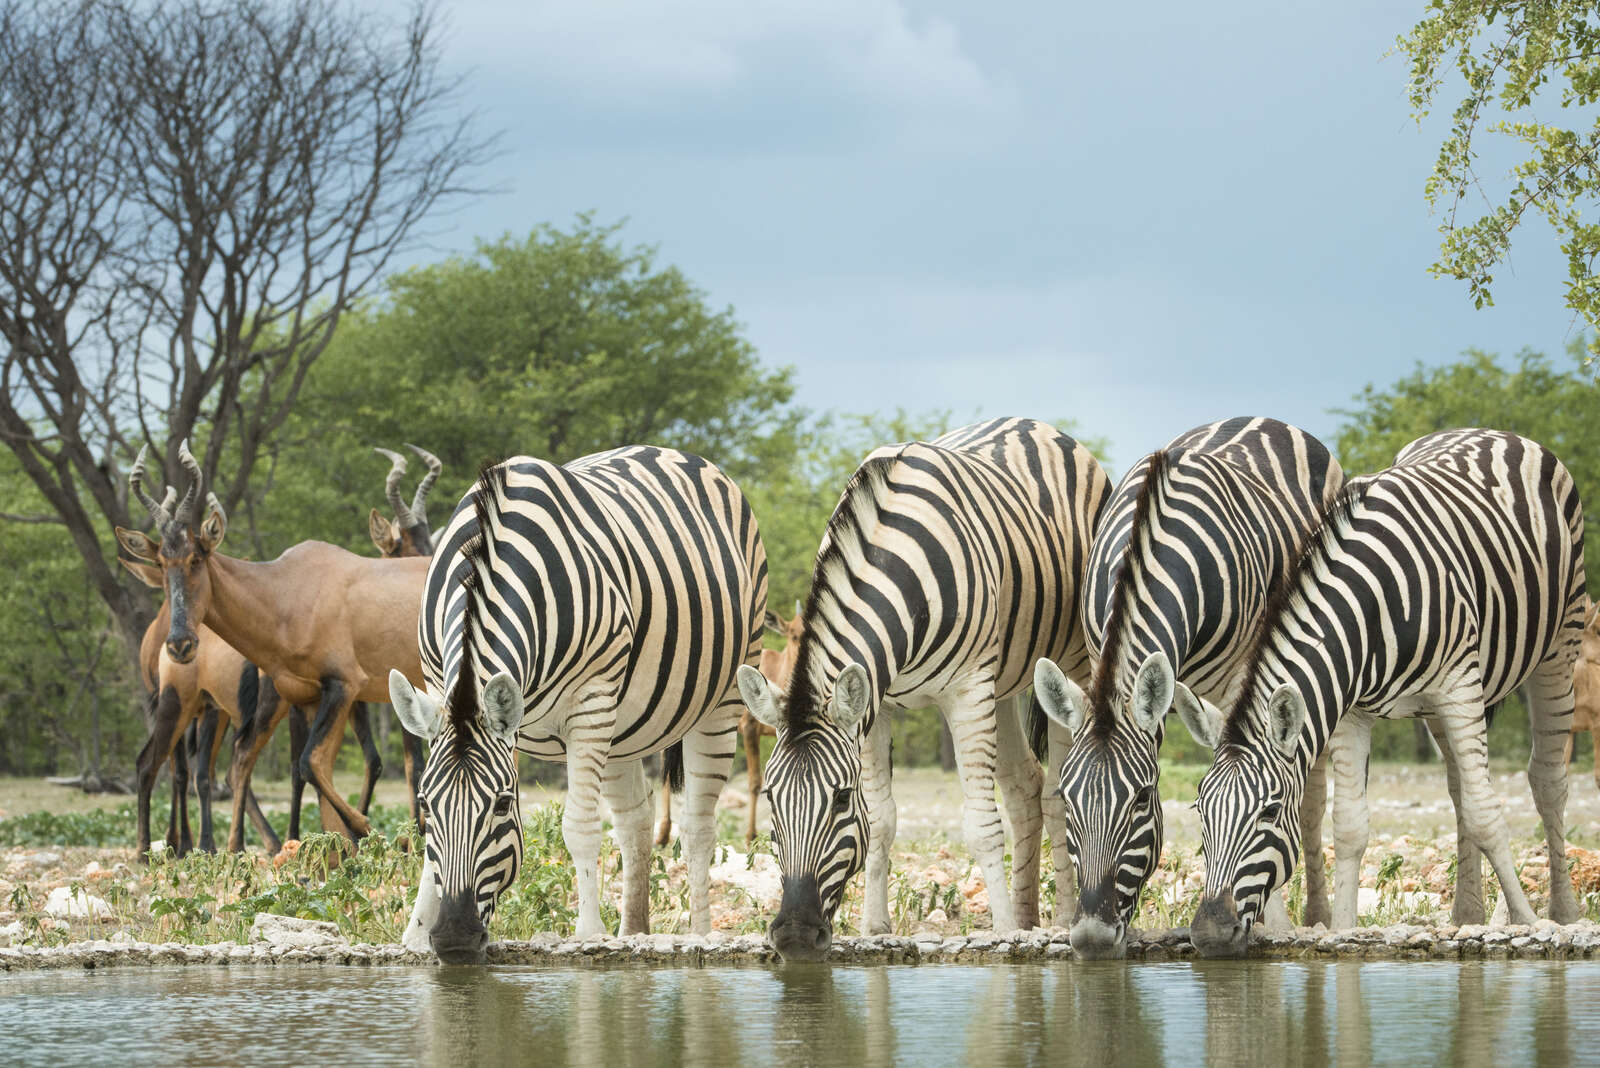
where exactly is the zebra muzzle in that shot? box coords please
[1189,891,1249,959]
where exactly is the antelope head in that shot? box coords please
[369,444,442,558]
[113,440,227,665]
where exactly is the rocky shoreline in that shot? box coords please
[7,915,1600,971]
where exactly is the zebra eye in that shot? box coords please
[1260,801,1282,824]
[493,793,514,818]
[416,798,430,819]
[831,789,853,815]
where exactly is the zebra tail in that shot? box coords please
[236,667,260,737]
[1026,692,1048,763]
[663,741,685,794]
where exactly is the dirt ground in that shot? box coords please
[6,758,1600,945]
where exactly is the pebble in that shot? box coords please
[0,919,1596,970]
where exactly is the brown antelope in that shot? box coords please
[220,445,443,848]
[115,441,429,843]
[1564,596,1600,791]
[118,546,284,857]
[653,603,801,848]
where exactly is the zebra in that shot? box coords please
[1181,429,1585,957]
[736,418,1108,961]
[388,448,766,963]
[1030,417,1343,959]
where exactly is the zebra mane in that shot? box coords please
[447,459,512,746]
[784,455,896,733]
[1085,450,1170,740]
[1222,478,1369,748]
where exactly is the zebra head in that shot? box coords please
[737,662,870,963]
[1035,654,1186,959]
[1183,681,1305,958]
[390,668,526,965]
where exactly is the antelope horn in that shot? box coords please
[174,439,203,524]
[374,447,413,526]
[128,445,172,528]
[406,443,441,524]
[205,491,226,530]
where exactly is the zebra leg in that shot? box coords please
[1436,691,1539,926]
[994,691,1043,930]
[1524,665,1580,923]
[1328,711,1373,929]
[860,705,898,936]
[1299,749,1330,927]
[1042,718,1075,926]
[402,856,441,954]
[563,724,614,938]
[600,759,654,935]
[941,676,1019,933]
[1427,717,1484,924]
[680,712,739,935]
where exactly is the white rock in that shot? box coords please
[708,848,782,909]
[249,913,347,949]
[83,861,102,876]
[27,852,62,870]
[43,885,112,919]
[0,920,24,944]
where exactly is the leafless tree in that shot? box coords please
[0,0,491,657]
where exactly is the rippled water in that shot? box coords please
[1,960,1595,1066]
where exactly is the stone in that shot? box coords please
[42,886,112,919]
[248,914,347,950]
[26,852,62,870]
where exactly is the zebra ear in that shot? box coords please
[481,672,523,747]
[1033,659,1085,735]
[737,664,782,729]
[828,663,870,733]
[1129,651,1176,735]
[1173,682,1222,749]
[389,670,442,741]
[1265,684,1305,757]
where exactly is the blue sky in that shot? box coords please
[412,0,1580,474]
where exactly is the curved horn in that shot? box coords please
[406,443,442,524]
[205,491,227,531]
[128,445,171,528]
[373,447,413,526]
[174,439,203,524]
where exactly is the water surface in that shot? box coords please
[0,960,1591,1066]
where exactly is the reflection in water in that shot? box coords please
[0,960,1597,1066]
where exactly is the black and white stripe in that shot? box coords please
[390,448,766,961]
[1184,429,1585,956]
[738,418,1108,961]
[1032,417,1342,957]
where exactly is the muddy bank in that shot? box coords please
[7,919,1600,972]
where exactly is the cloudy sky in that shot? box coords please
[414,0,1577,473]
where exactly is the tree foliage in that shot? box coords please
[1397,2,1600,352]
[259,218,806,559]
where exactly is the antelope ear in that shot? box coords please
[1174,682,1223,749]
[762,608,783,635]
[481,672,523,748]
[1033,659,1086,735]
[389,670,442,741]
[828,662,870,733]
[1129,651,1176,736]
[116,526,159,562]
[1265,683,1306,757]
[118,556,164,589]
[198,497,226,551]
[737,664,782,729]
[369,508,399,556]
